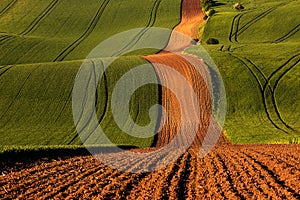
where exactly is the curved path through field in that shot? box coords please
[144,0,223,147]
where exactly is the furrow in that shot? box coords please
[234,150,280,197]
[239,150,299,199]
[186,149,207,199]
[245,149,300,194]
[214,152,246,199]
[226,147,271,198]
[203,152,228,199]
[36,160,107,199]
[254,149,300,169]
[250,148,300,168]
[217,148,267,198]
[0,156,95,198]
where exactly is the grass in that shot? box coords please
[0,0,182,149]
[186,0,300,144]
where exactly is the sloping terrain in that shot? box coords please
[0,0,299,199]
[187,0,300,144]
[145,0,222,147]
[0,0,182,147]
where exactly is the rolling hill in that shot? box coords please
[186,0,300,143]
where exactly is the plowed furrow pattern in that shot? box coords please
[1,146,299,199]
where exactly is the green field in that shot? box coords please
[0,0,299,150]
[187,0,300,144]
[0,0,182,147]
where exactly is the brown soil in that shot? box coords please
[144,0,218,147]
[1,145,299,199]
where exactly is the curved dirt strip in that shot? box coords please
[144,0,223,147]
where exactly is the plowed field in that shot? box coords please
[144,0,215,148]
[1,145,299,199]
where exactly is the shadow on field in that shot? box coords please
[0,145,139,169]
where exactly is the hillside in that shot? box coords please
[187,0,300,144]
[0,0,182,147]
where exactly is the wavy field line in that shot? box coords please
[20,0,59,35]
[273,56,300,92]
[243,56,293,132]
[243,58,296,131]
[227,53,291,133]
[265,53,300,127]
[232,1,293,41]
[67,60,108,145]
[112,0,162,57]
[0,0,17,17]
[273,24,300,43]
[54,0,111,62]
[0,66,40,124]
[229,13,245,43]
[266,53,300,88]
[0,65,13,78]
[227,54,283,131]
[0,35,13,45]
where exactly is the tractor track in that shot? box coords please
[0,66,13,78]
[112,0,162,57]
[20,0,59,35]
[273,24,300,43]
[68,59,110,145]
[227,53,292,133]
[54,0,111,62]
[0,65,40,124]
[229,13,246,43]
[230,0,295,42]
[0,0,17,17]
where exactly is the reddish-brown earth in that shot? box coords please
[144,0,216,148]
[1,145,299,199]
